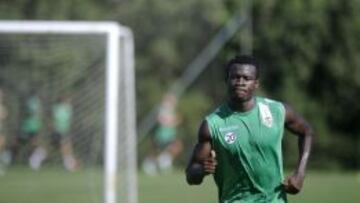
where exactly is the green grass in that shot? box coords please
[0,166,102,203]
[139,170,360,203]
[0,166,359,203]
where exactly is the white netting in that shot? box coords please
[0,26,136,203]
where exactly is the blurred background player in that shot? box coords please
[11,93,47,170]
[142,93,183,175]
[0,89,10,174]
[50,95,79,172]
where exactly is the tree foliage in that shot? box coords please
[0,0,358,169]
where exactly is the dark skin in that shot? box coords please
[186,64,313,195]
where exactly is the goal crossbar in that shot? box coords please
[0,20,132,36]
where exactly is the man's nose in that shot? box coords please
[238,77,246,85]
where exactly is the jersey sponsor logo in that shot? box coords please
[259,102,273,128]
[224,132,237,144]
[219,125,239,132]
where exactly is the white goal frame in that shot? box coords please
[0,20,137,203]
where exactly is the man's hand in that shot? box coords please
[203,150,217,174]
[283,174,304,195]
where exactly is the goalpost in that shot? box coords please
[0,21,137,203]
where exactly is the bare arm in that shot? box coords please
[185,120,217,185]
[283,104,314,194]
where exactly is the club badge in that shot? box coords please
[224,132,237,144]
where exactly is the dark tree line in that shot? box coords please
[0,0,358,169]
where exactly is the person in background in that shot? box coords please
[11,93,47,170]
[142,93,183,175]
[50,95,79,172]
[0,89,10,174]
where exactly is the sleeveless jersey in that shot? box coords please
[206,97,287,203]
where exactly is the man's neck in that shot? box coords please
[228,97,256,112]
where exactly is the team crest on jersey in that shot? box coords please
[259,102,273,128]
[224,132,237,144]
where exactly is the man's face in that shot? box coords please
[227,64,259,102]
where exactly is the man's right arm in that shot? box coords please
[185,120,216,185]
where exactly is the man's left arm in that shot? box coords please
[283,103,314,194]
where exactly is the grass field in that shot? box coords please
[0,166,359,203]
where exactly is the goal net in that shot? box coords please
[0,21,137,203]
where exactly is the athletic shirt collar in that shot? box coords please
[225,97,258,116]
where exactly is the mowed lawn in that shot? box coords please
[139,170,360,203]
[0,167,359,203]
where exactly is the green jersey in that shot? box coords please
[21,96,42,135]
[52,103,72,135]
[206,97,287,203]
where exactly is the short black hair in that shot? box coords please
[225,55,260,79]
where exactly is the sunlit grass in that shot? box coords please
[0,166,359,203]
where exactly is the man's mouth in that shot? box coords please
[234,88,247,94]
